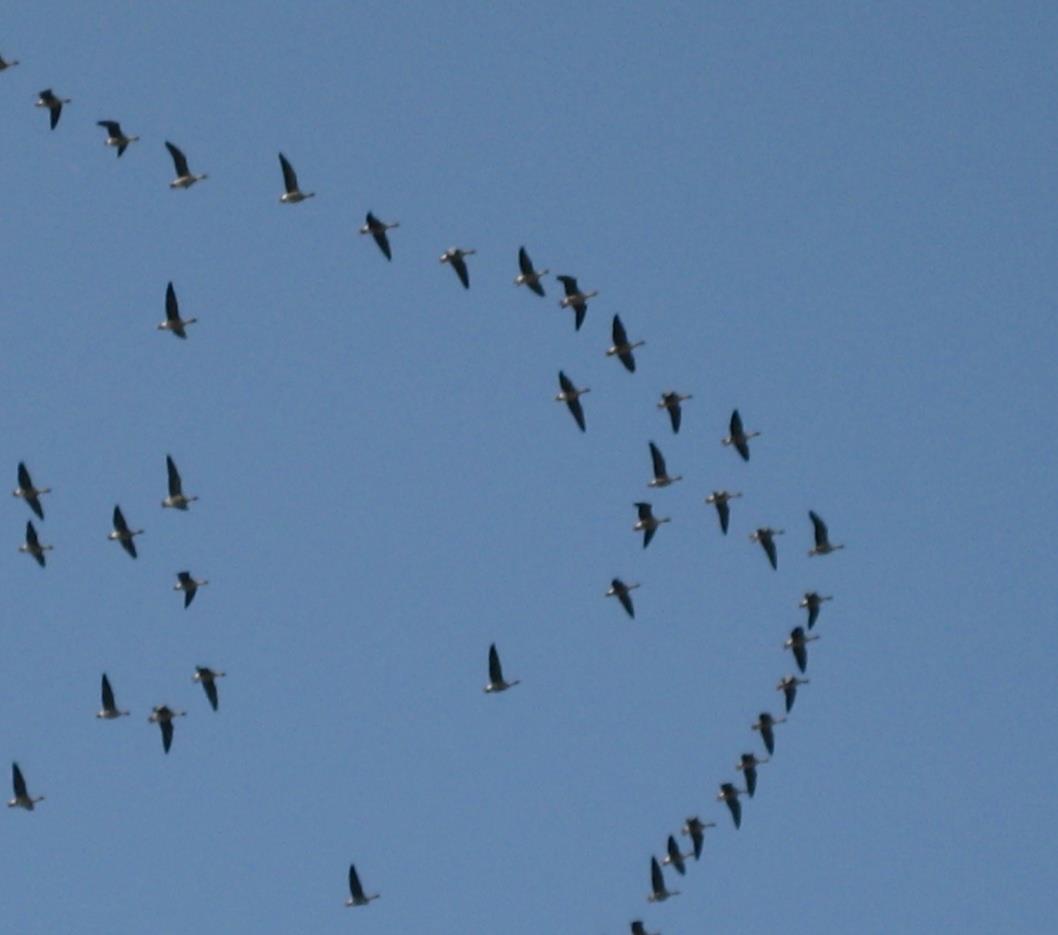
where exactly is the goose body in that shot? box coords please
[97,120,139,157]
[97,673,130,719]
[484,643,520,693]
[440,247,476,289]
[165,141,207,188]
[808,510,844,556]
[175,571,208,609]
[148,705,186,754]
[193,666,225,711]
[722,409,759,462]
[749,527,784,570]
[661,834,691,876]
[658,391,691,434]
[360,212,398,260]
[705,490,741,535]
[345,863,380,907]
[555,371,589,432]
[12,463,48,519]
[647,855,678,902]
[776,675,810,713]
[108,505,142,558]
[36,89,70,129]
[514,246,547,296]
[737,753,769,798]
[8,763,44,810]
[158,282,197,338]
[800,591,832,630]
[162,454,198,509]
[278,152,314,203]
[633,502,670,549]
[555,274,597,331]
[606,578,639,619]
[606,315,644,372]
[717,782,744,829]
[19,520,51,567]
[681,816,716,860]
[785,626,819,674]
[647,442,681,488]
[752,712,786,756]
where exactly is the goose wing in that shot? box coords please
[760,532,777,570]
[573,300,587,331]
[201,674,219,711]
[165,141,189,177]
[101,673,116,712]
[716,498,730,534]
[557,274,579,297]
[687,822,704,860]
[488,643,503,685]
[97,119,121,135]
[612,314,629,347]
[160,718,173,753]
[165,281,181,324]
[612,580,635,619]
[666,397,682,433]
[759,717,775,755]
[726,793,741,829]
[113,505,129,535]
[451,254,470,289]
[278,152,298,193]
[809,510,829,548]
[649,442,666,480]
[518,247,545,296]
[790,628,808,673]
[17,461,33,492]
[730,409,750,460]
[613,316,635,371]
[348,864,365,902]
[366,215,392,261]
[781,680,797,713]
[741,757,758,797]
[650,856,664,896]
[12,762,27,798]
[25,520,40,549]
[166,455,183,497]
[666,835,686,875]
[806,598,820,630]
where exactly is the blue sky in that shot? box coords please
[3,3,1056,933]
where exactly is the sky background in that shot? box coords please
[2,2,1057,933]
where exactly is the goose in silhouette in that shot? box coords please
[440,247,475,289]
[661,834,691,876]
[162,455,197,510]
[630,922,657,935]
[657,391,691,434]
[484,643,519,693]
[800,591,832,630]
[606,315,644,373]
[12,462,48,520]
[633,502,670,549]
[556,274,597,331]
[97,120,139,157]
[647,442,681,488]
[555,371,589,432]
[717,783,745,829]
[19,520,51,567]
[277,152,314,203]
[360,212,398,260]
[777,675,810,713]
[148,705,185,754]
[165,141,207,188]
[36,89,70,129]
[752,712,786,756]
[345,863,380,907]
[681,816,716,860]
[737,753,769,798]
[158,281,197,338]
[647,855,678,902]
[109,506,142,558]
[721,409,759,462]
[96,673,130,719]
[705,490,741,535]
[0,54,19,71]
[514,246,547,296]
[606,578,639,619]
[750,527,784,570]
[193,666,225,711]
[808,510,844,556]
[785,626,819,674]
[7,763,43,810]
[175,571,208,608]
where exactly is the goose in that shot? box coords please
[440,247,475,289]
[808,510,844,556]
[175,571,208,609]
[162,454,197,510]
[776,675,810,714]
[705,490,741,535]
[606,315,644,373]
[785,626,819,674]
[630,922,658,935]
[752,712,786,756]
[555,371,589,432]
[148,705,186,754]
[277,152,314,203]
[800,591,832,630]
[36,89,70,129]
[193,666,225,711]
[606,578,639,619]
[717,782,745,829]
[555,275,597,331]
[681,816,716,860]
[8,763,43,810]
[165,141,207,188]
[647,442,681,488]
[97,120,139,157]
[360,212,398,261]
[13,462,49,520]
[158,281,197,338]
[484,643,519,693]
[657,391,691,434]
[633,502,670,549]
[108,505,142,559]
[661,834,691,876]
[647,855,678,902]
[345,863,380,907]
[96,673,130,719]
[721,409,759,462]
[19,520,51,568]
[737,753,769,798]
[749,527,784,570]
[514,246,547,296]
[0,54,19,71]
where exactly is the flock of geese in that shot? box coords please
[4,48,847,932]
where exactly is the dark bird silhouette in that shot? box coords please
[158,281,197,338]
[193,666,225,711]
[808,510,844,556]
[108,506,142,558]
[165,141,207,188]
[717,783,744,829]
[750,526,784,570]
[633,502,670,549]
[647,855,678,902]
[36,89,70,129]
[705,490,741,535]
[661,834,691,876]
[555,371,589,432]
[737,753,769,798]
[175,571,208,608]
[278,152,314,202]
[440,247,475,289]
[19,520,51,567]
[148,705,185,754]
[606,578,639,619]
[785,626,819,674]
[514,246,547,296]
[606,315,644,372]
[647,442,681,488]
[681,816,715,860]
[96,673,130,719]
[722,409,759,462]
[162,454,197,509]
[13,462,49,520]
[345,863,380,907]
[776,675,810,713]
[657,391,691,434]
[8,762,44,810]
[97,120,139,156]
[800,591,832,630]
[752,712,786,756]
[556,274,597,331]
[484,643,519,693]
[360,212,398,260]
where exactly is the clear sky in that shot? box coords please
[3,3,1056,933]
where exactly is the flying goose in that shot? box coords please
[555,371,589,432]
[484,643,519,693]
[752,712,786,756]
[0,54,19,71]
[175,571,208,609]
[8,763,43,810]
[647,442,681,488]
[737,753,769,798]
[440,247,476,289]
[19,520,51,567]
[657,391,691,434]
[514,246,547,296]
[36,89,70,129]
[360,212,398,260]
[785,626,819,674]
[13,462,49,520]
[800,591,832,630]
[148,705,185,754]
[681,816,716,860]
[345,863,380,907]
[555,275,597,331]
[193,666,225,711]
[705,490,741,535]
[162,455,197,509]
[606,315,644,373]
[158,281,197,338]
[96,673,130,719]
[721,409,759,462]
[277,152,314,203]
[717,782,745,829]
[97,120,139,157]
[647,855,678,902]
[630,922,658,935]
[776,675,810,714]
[661,834,691,876]
[749,527,784,570]
[108,505,142,559]
[606,578,639,619]
[633,502,670,549]
[808,510,844,556]
[165,141,207,188]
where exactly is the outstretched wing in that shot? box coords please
[165,141,190,177]
[160,719,173,753]
[451,255,470,289]
[649,442,666,480]
[809,510,828,548]
[166,455,183,497]
[12,762,27,798]
[488,643,503,684]
[278,152,298,193]
[101,673,116,711]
